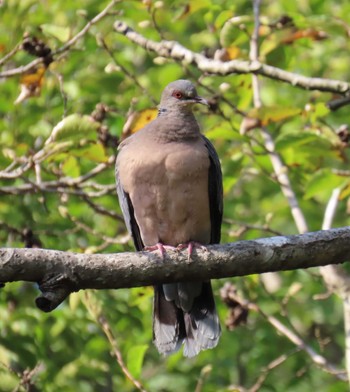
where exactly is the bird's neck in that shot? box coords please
[156,107,201,141]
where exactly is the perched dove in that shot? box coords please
[116,80,223,357]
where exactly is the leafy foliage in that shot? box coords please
[0,0,350,391]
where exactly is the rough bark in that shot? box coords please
[113,21,350,95]
[1,227,349,312]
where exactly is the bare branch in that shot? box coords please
[83,292,147,392]
[0,57,43,79]
[0,161,32,179]
[0,0,120,79]
[248,0,308,234]
[327,96,350,111]
[221,283,347,382]
[261,130,309,233]
[0,41,22,67]
[322,188,341,231]
[0,227,349,312]
[321,188,350,386]
[53,1,119,57]
[0,182,115,197]
[332,169,350,177]
[113,21,350,95]
[249,349,300,392]
[0,155,116,197]
[320,190,350,297]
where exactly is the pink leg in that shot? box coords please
[144,242,176,259]
[176,241,208,261]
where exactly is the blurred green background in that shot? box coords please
[1,0,350,390]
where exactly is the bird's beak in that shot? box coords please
[194,96,209,106]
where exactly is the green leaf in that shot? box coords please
[48,114,100,144]
[275,132,326,151]
[126,345,148,379]
[304,170,345,199]
[205,126,235,140]
[43,141,75,160]
[188,0,211,14]
[61,155,80,177]
[72,143,108,163]
[305,102,330,123]
[215,10,234,29]
[220,16,253,48]
[41,24,71,42]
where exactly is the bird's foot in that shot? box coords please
[144,243,176,259]
[176,241,208,261]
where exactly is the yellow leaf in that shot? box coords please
[20,66,46,87]
[225,46,241,60]
[247,106,301,125]
[15,66,46,104]
[188,0,211,13]
[122,108,158,139]
[340,183,350,200]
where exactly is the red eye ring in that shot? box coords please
[172,90,183,99]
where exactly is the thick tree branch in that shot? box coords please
[0,227,349,312]
[113,21,350,95]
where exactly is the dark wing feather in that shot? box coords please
[115,166,144,251]
[183,281,221,357]
[201,135,223,244]
[153,285,186,355]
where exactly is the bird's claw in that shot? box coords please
[176,241,208,261]
[144,243,176,259]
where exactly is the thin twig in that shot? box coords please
[222,285,347,382]
[82,196,124,221]
[52,70,68,117]
[66,211,128,245]
[0,161,33,179]
[327,96,350,111]
[321,188,350,387]
[1,153,115,196]
[332,169,350,177]
[0,182,115,197]
[194,365,213,392]
[83,292,148,392]
[149,4,164,40]
[0,0,120,78]
[322,188,341,230]
[224,218,283,236]
[98,36,158,106]
[54,1,119,56]
[249,0,308,234]
[0,41,22,67]
[249,348,301,392]
[248,2,346,385]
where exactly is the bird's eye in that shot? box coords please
[172,90,183,99]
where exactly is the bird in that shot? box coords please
[115,79,223,358]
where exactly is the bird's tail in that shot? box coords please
[153,282,221,358]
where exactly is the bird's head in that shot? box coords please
[159,80,208,113]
